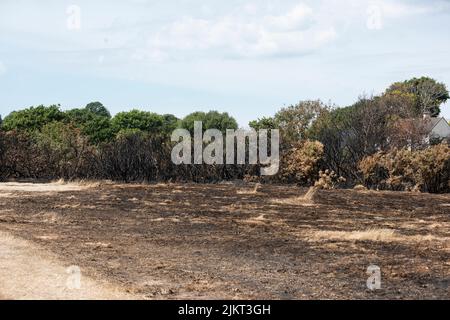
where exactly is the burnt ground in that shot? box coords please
[0,182,449,299]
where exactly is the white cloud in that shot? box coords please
[265,3,314,31]
[0,0,447,64]
[143,3,335,60]
[134,0,442,60]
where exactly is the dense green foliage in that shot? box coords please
[180,111,238,134]
[2,105,65,132]
[111,110,165,135]
[250,100,329,145]
[385,77,449,116]
[85,101,111,118]
[65,105,113,144]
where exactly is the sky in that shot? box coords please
[1,0,450,126]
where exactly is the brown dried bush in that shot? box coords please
[359,143,450,193]
[314,169,346,190]
[278,140,324,185]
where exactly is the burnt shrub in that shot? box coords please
[277,140,324,185]
[359,144,450,193]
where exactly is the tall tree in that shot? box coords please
[180,111,238,134]
[274,100,330,146]
[161,114,180,135]
[385,77,449,116]
[308,95,416,182]
[85,102,111,118]
[65,106,114,144]
[249,100,330,147]
[249,117,277,131]
[111,109,165,135]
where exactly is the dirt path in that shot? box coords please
[0,230,137,300]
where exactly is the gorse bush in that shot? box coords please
[359,143,450,193]
[278,140,324,185]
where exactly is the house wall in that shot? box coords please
[431,118,450,138]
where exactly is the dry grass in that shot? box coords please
[54,179,105,188]
[271,186,318,206]
[303,186,318,201]
[309,228,396,242]
[0,181,100,192]
[271,197,309,206]
[236,183,261,195]
[244,214,268,225]
[307,228,449,244]
[353,184,368,191]
[36,212,65,224]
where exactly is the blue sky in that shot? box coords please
[1,0,450,126]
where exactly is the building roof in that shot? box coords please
[395,117,449,135]
[424,117,443,132]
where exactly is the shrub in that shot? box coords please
[278,140,324,185]
[359,144,450,193]
[36,122,94,179]
[0,130,48,179]
[98,132,172,182]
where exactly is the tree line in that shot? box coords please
[0,77,449,192]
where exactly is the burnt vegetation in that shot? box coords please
[0,77,449,193]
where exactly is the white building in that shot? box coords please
[425,116,450,142]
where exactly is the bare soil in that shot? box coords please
[0,230,137,300]
[0,182,449,299]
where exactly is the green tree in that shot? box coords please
[249,117,277,131]
[83,116,114,144]
[274,100,330,146]
[85,101,111,118]
[111,109,165,135]
[385,77,449,116]
[65,108,92,124]
[162,114,180,135]
[250,100,329,147]
[65,106,114,144]
[2,105,66,132]
[180,111,238,134]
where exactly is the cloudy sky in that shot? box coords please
[1,0,450,125]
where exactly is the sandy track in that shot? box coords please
[0,182,92,193]
[0,230,136,300]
